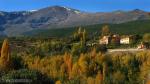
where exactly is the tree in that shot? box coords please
[78,54,89,75]
[70,62,80,79]
[102,62,108,82]
[71,43,87,56]
[71,43,81,55]
[60,63,66,80]
[143,33,150,42]
[55,80,62,84]
[63,52,73,79]
[95,71,103,84]
[101,25,110,36]
[0,39,12,71]
[112,71,125,84]
[78,27,82,35]
[87,77,95,84]
[140,60,150,84]
[1,69,53,83]
[82,29,87,45]
[73,27,82,41]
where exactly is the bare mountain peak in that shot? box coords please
[28,10,38,12]
[62,6,72,11]
[133,9,144,11]
[131,9,145,13]
[113,9,145,14]
[44,6,81,14]
[0,6,150,36]
[113,10,126,14]
[0,11,5,16]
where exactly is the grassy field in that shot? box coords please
[24,20,150,37]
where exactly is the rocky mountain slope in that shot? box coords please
[0,6,150,36]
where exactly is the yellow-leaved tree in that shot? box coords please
[95,71,103,84]
[63,52,73,79]
[101,25,110,36]
[55,80,62,84]
[0,39,12,71]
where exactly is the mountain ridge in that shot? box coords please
[0,6,150,36]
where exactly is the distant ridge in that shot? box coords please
[0,6,150,36]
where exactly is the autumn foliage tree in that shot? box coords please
[143,33,150,42]
[101,25,110,36]
[95,71,103,84]
[0,39,12,71]
[63,52,73,79]
[21,42,150,84]
[55,80,62,84]
[73,27,87,44]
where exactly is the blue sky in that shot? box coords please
[0,0,150,12]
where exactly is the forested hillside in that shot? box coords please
[25,20,150,37]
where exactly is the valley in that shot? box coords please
[0,5,150,84]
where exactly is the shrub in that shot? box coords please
[1,69,54,84]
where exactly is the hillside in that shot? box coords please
[0,6,150,36]
[24,20,150,37]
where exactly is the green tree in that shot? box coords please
[1,69,53,83]
[82,29,87,45]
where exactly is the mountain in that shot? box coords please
[0,6,150,36]
[24,20,150,37]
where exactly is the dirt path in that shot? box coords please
[108,48,145,53]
